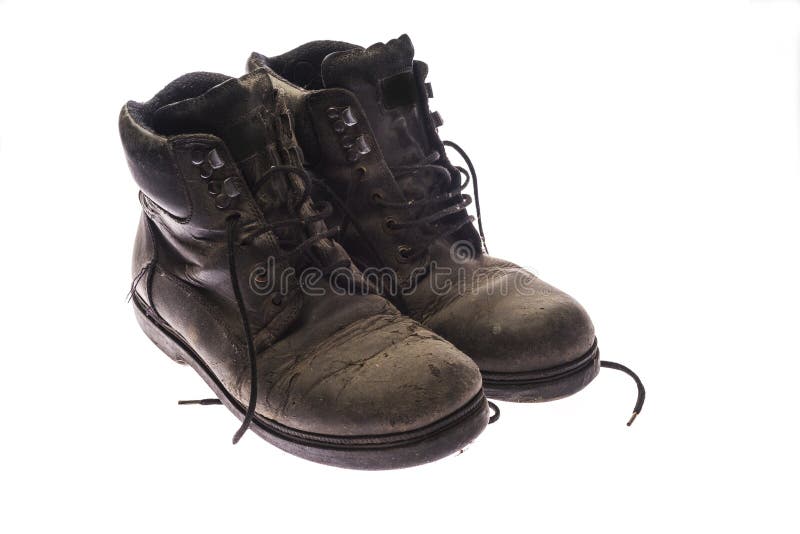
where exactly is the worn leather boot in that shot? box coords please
[121,69,492,469]
[247,36,644,421]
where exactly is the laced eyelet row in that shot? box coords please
[190,147,241,210]
[323,104,419,266]
[326,106,372,163]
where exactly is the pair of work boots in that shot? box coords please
[122,35,644,470]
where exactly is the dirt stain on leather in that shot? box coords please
[428,363,441,378]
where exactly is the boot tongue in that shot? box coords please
[321,34,435,169]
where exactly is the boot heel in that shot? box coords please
[133,302,187,365]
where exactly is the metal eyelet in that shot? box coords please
[207,181,222,196]
[341,107,357,126]
[396,245,413,262]
[215,195,232,209]
[384,217,398,232]
[272,294,284,306]
[207,148,225,169]
[354,135,371,155]
[371,191,384,204]
[222,177,241,198]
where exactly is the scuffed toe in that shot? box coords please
[424,267,596,374]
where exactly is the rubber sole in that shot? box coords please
[481,340,601,402]
[133,297,490,470]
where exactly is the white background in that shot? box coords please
[1,0,798,532]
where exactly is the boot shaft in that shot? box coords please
[247,38,486,305]
[121,70,349,336]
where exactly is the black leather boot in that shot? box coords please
[120,69,492,468]
[247,36,644,421]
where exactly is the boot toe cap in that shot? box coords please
[263,315,485,437]
[425,269,596,374]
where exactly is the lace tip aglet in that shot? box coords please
[178,399,221,406]
[626,411,639,426]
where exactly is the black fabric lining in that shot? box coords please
[126,72,231,134]
[380,71,418,109]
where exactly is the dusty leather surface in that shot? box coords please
[249,36,597,373]
[122,70,484,437]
